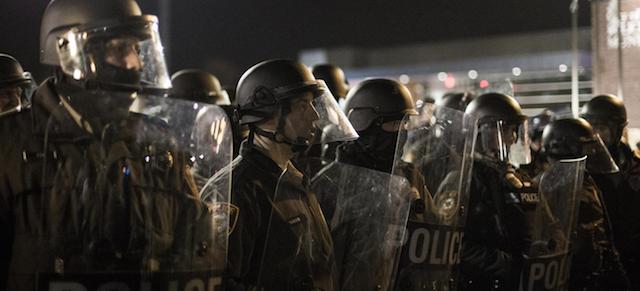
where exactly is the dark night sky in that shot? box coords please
[0,0,591,86]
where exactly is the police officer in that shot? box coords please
[581,94,640,290]
[459,93,533,291]
[335,78,428,218]
[337,78,417,173]
[201,59,360,290]
[0,1,228,290]
[0,54,34,287]
[541,118,629,291]
[0,54,35,118]
[312,78,417,290]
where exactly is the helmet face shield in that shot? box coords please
[0,87,22,116]
[478,118,532,166]
[584,134,619,174]
[0,78,35,117]
[57,17,171,91]
[278,81,358,147]
[588,120,621,148]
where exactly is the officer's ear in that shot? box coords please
[255,115,277,132]
[255,106,282,132]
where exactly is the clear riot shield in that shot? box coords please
[518,157,586,291]
[37,92,232,290]
[392,103,477,291]
[311,162,413,291]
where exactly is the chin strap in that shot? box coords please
[249,126,310,153]
[247,101,311,153]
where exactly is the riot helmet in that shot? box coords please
[236,59,357,151]
[580,94,627,149]
[170,69,230,105]
[437,91,474,112]
[344,78,418,132]
[343,78,418,171]
[312,64,349,102]
[465,92,531,166]
[0,54,35,117]
[542,118,618,174]
[40,0,171,92]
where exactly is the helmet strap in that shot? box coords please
[251,126,309,153]
[249,102,309,152]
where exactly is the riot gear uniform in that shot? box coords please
[459,93,533,291]
[2,1,232,290]
[0,54,34,286]
[542,118,629,291]
[201,59,357,290]
[581,95,640,290]
[0,54,35,118]
[311,78,419,290]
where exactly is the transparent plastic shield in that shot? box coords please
[0,79,34,118]
[519,157,586,291]
[392,103,477,290]
[477,119,532,167]
[38,93,231,289]
[0,87,23,117]
[310,81,359,144]
[584,134,619,174]
[311,162,413,290]
[57,17,171,91]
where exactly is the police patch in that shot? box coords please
[207,202,240,235]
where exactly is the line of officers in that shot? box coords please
[1,0,640,290]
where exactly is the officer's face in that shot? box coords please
[588,120,617,148]
[479,121,518,159]
[284,92,320,141]
[0,86,22,112]
[103,36,143,71]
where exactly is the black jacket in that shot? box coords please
[459,159,531,291]
[569,175,629,291]
[215,141,336,291]
[592,142,640,290]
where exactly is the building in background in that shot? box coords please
[300,28,593,117]
[592,0,640,147]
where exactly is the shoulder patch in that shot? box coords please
[207,202,240,235]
